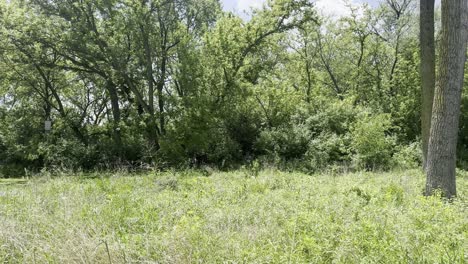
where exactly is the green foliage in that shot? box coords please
[458,73,468,169]
[0,170,466,262]
[255,100,357,172]
[0,0,466,173]
[351,113,396,170]
[392,141,423,169]
[38,139,95,171]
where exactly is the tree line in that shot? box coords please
[0,0,467,196]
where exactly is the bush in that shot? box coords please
[351,113,395,170]
[158,113,243,168]
[255,124,311,161]
[254,101,357,172]
[38,139,98,171]
[392,141,422,169]
[458,88,468,169]
[303,133,351,172]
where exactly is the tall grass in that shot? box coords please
[0,169,466,263]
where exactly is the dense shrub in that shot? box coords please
[458,87,468,170]
[254,101,356,172]
[0,98,425,175]
[38,139,95,171]
[391,141,422,169]
[351,113,396,170]
[255,124,310,161]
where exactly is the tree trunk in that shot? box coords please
[107,81,123,155]
[140,23,161,148]
[420,0,436,169]
[425,0,468,198]
[157,50,168,136]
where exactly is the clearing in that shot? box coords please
[0,170,466,263]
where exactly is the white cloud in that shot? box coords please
[237,0,266,12]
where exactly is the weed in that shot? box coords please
[0,170,466,263]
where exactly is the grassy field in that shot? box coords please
[0,169,466,263]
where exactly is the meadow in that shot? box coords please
[0,169,467,263]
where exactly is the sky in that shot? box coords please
[221,0,381,18]
[221,0,442,19]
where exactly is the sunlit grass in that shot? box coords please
[0,169,466,263]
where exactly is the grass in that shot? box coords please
[0,169,467,263]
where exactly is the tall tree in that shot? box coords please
[420,0,435,169]
[425,0,468,198]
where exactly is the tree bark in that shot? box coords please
[140,23,161,148]
[420,0,436,169]
[107,80,123,154]
[425,0,468,198]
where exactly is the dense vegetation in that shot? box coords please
[1,1,467,262]
[1,170,467,263]
[1,0,466,176]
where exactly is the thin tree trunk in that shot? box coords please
[140,23,160,148]
[107,81,123,154]
[33,64,89,145]
[425,0,468,198]
[157,49,168,136]
[420,0,436,169]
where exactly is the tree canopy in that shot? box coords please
[0,0,466,176]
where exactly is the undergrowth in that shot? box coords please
[0,169,466,263]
